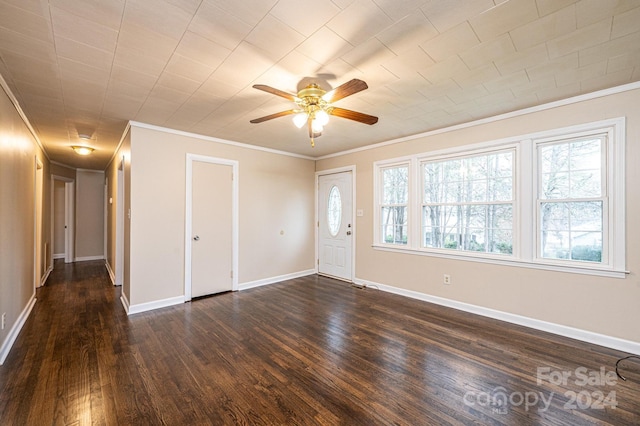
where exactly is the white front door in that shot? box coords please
[318,171,353,281]
[190,160,234,298]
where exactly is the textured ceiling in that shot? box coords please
[0,0,639,169]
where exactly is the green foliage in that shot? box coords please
[495,242,513,254]
[571,245,602,262]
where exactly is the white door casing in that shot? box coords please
[185,154,238,300]
[318,171,353,281]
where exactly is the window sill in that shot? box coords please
[371,244,628,279]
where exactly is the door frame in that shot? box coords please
[115,156,125,286]
[51,175,75,264]
[315,166,356,282]
[184,154,239,301]
[33,156,43,288]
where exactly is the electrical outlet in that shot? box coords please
[443,274,451,285]
[1,313,5,330]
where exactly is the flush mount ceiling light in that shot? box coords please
[250,79,378,147]
[71,145,95,155]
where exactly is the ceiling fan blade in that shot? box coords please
[329,107,378,125]
[250,109,297,123]
[322,79,368,102]
[252,84,299,101]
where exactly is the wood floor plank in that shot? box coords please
[1,260,639,425]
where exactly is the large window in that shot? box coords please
[537,136,606,264]
[380,164,409,245]
[374,118,625,277]
[422,150,514,255]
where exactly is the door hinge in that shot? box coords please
[317,221,319,227]
[230,270,233,279]
[317,259,319,265]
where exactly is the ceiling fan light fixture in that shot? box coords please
[292,112,307,128]
[311,119,324,134]
[71,145,94,155]
[315,109,330,126]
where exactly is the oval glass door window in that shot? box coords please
[327,185,342,237]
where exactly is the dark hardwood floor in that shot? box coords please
[1,260,639,425]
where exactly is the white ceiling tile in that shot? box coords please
[555,60,607,87]
[209,42,275,89]
[376,12,439,55]
[327,0,394,45]
[209,0,277,27]
[453,64,501,88]
[420,0,494,33]
[580,68,634,93]
[51,6,118,52]
[535,0,577,17]
[459,33,515,70]
[509,5,576,51]
[494,44,548,75]
[1,0,49,17]
[468,0,539,42]
[546,18,611,59]
[156,72,202,94]
[58,57,110,86]
[296,27,353,65]
[419,55,469,84]
[611,6,640,39]
[341,38,396,72]
[576,0,639,28]
[420,22,479,62]
[526,52,578,81]
[482,69,530,92]
[373,0,429,21]
[0,1,52,43]
[54,37,115,71]
[270,0,340,37]
[113,45,167,77]
[188,1,253,50]
[50,0,124,30]
[382,47,435,79]
[122,0,192,40]
[245,14,305,62]
[174,31,231,69]
[117,23,179,59]
[164,54,213,84]
[579,31,640,67]
[0,28,56,62]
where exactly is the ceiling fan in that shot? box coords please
[250,79,378,147]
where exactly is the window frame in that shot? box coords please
[418,145,518,259]
[372,117,626,278]
[375,160,412,246]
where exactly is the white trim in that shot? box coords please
[317,81,640,160]
[126,295,185,315]
[106,122,131,170]
[115,156,125,286]
[105,260,116,285]
[371,244,627,278]
[184,154,239,301]
[40,266,52,286]
[120,293,130,313]
[53,253,65,259]
[74,255,105,262]
[239,269,316,291]
[315,166,357,282]
[0,294,37,365]
[355,277,640,356]
[131,121,315,160]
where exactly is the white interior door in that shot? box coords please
[318,171,353,281]
[190,160,234,298]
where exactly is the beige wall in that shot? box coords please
[126,125,315,306]
[317,88,640,345]
[0,82,50,359]
[75,170,104,259]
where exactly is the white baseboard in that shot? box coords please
[74,255,104,262]
[354,277,640,356]
[105,261,115,285]
[53,253,64,259]
[126,295,185,315]
[0,294,37,365]
[40,266,53,287]
[239,269,316,291]
[120,292,130,313]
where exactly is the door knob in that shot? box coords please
[193,235,200,241]
[346,231,352,235]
